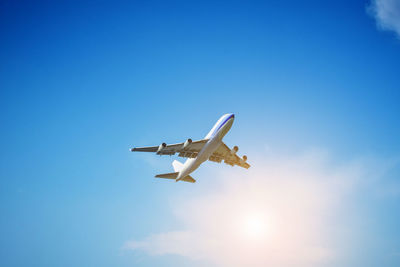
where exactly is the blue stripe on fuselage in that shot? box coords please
[211,114,234,137]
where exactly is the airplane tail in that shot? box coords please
[155,160,196,183]
[172,160,184,172]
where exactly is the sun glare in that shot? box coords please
[241,213,269,240]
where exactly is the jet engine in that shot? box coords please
[183,138,192,149]
[242,155,247,162]
[230,146,239,155]
[157,142,167,154]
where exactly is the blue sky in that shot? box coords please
[1,0,400,266]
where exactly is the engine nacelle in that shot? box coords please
[242,155,247,162]
[183,138,192,149]
[230,146,239,155]
[157,142,167,154]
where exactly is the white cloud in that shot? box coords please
[123,150,398,266]
[368,0,400,38]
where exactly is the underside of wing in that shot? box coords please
[130,139,208,158]
[211,142,250,169]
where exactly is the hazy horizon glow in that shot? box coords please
[124,150,399,266]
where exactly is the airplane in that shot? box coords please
[130,113,250,183]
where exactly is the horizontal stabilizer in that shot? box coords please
[154,172,196,183]
[155,172,179,179]
[180,175,196,183]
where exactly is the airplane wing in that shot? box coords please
[130,139,208,158]
[209,142,251,169]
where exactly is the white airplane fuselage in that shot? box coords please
[176,113,235,181]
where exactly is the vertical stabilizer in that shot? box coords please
[172,160,184,172]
